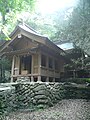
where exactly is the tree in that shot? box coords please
[25,12,56,40]
[0,0,36,40]
[51,8,71,41]
[67,0,90,48]
[53,0,90,54]
[64,47,89,78]
[0,58,11,82]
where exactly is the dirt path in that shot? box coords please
[6,99,90,120]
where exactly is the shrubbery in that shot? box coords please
[61,78,90,84]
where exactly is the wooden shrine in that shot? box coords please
[0,24,66,82]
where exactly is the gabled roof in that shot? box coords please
[54,40,74,50]
[0,24,66,56]
[10,24,45,38]
[54,40,71,44]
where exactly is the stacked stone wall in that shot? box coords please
[0,82,90,117]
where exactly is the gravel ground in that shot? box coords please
[6,99,90,120]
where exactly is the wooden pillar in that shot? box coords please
[46,77,49,82]
[46,56,49,82]
[11,56,15,82]
[38,76,41,82]
[53,78,55,82]
[31,76,34,82]
[15,56,19,75]
[18,56,20,75]
[53,58,55,82]
[46,56,49,68]
[31,55,34,82]
[38,53,41,82]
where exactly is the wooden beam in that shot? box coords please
[38,53,41,82]
[11,55,15,82]
[21,30,46,45]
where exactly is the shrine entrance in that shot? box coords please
[19,55,32,75]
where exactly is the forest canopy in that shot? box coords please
[0,0,90,55]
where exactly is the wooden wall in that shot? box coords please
[10,36,65,82]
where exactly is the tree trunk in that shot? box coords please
[2,13,5,25]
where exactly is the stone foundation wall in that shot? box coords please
[15,82,65,109]
[0,82,90,115]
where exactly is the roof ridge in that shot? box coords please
[24,24,38,33]
[18,23,38,34]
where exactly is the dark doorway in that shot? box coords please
[19,55,32,74]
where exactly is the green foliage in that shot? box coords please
[0,58,11,70]
[51,9,69,41]
[62,78,90,84]
[0,58,11,82]
[0,0,36,40]
[56,0,90,53]
[0,0,35,18]
[0,0,57,41]
[64,47,84,70]
[25,13,56,39]
[66,0,90,51]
